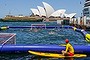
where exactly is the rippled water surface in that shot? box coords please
[0,22,90,60]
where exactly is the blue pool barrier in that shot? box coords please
[72,27,90,43]
[0,26,90,54]
[0,45,90,54]
[0,26,73,29]
[9,26,73,29]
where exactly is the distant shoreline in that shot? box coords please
[0,19,43,22]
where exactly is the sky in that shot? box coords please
[0,0,84,18]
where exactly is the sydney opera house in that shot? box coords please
[30,2,76,18]
[2,2,77,22]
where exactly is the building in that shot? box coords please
[83,0,90,17]
[30,2,76,18]
[83,0,90,26]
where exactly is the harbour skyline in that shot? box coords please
[0,0,84,18]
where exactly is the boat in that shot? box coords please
[28,50,87,58]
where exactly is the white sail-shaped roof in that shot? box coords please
[50,9,66,17]
[64,14,68,17]
[42,2,55,17]
[64,13,76,18]
[37,6,46,17]
[68,13,76,18]
[31,8,40,16]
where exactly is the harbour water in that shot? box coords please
[0,22,90,60]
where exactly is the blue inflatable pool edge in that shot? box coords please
[73,27,90,42]
[0,45,90,54]
[0,26,90,54]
